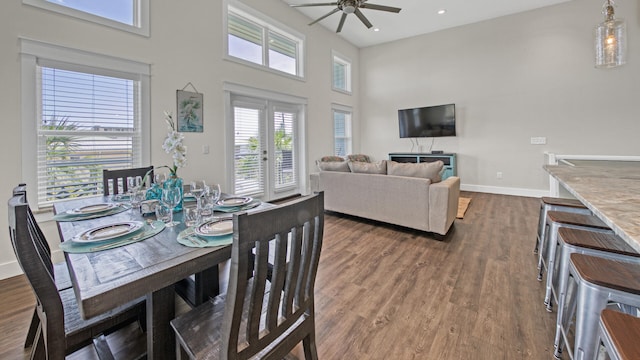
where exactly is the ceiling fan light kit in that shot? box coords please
[291,0,401,33]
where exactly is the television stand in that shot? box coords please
[388,152,457,180]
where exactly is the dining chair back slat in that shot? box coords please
[171,192,324,360]
[8,190,146,359]
[102,166,153,195]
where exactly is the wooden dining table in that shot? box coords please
[54,196,272,359]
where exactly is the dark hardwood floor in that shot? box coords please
[0,192,557,359]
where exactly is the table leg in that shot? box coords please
[147,284,176,360]
[194,265,220,303]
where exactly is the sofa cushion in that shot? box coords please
[346,154,371,163]
[320,155,345,162]
[348,160,387,174]
[317,160,350,172]
[387,160,443,183]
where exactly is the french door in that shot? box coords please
[229,94,301,201]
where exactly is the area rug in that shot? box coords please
[457,197,471,219]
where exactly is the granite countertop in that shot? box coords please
[544,161,640,252]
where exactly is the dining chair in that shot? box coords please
[171,192,324,359]
[8,191,147,359]
[12,184,74,349]
[102,166,154,195]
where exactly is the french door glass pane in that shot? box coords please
[233,106,264,196]
[273,110,295,189]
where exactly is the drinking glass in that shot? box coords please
[127,176,144,209]
[155,204,171,224]
[183,207,199,227]
[161,187,181,227]
[190,180,206,211]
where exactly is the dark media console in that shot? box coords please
[388,152,457,180]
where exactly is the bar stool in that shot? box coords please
[535,197,590,256]
[551,228,640,355]
[555,254,640,360]
[539,211,613,311]
[597,309,640,360]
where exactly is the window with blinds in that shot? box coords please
[333,107,352,157]
[332,52,352,93]
[227,3,304,77]
[233,105,264,196]
[37,66,141,205]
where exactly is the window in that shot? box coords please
[23,0,150,36]
[332,51,352,93]
[226,1,305,78]
[333,105,352,157]
[21,39,150,208]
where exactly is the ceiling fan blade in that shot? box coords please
[290,2,338,7]
[354,8,373,29]
[360,3,401,13]
[309,7,340,25]
[336,12,348,33]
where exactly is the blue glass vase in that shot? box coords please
[145,183,162,201]
[163,176,183,212]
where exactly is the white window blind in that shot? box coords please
[273,110,296,190]
[233,105,264,197]
[333,107,352,157]
[37,66,141,205]
[332,52,352,92]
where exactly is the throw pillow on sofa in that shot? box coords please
[317,160,350,172]
[346,154,371,162]
[387,160,444,183]
[320,155,345,162]
[348,160,387,174]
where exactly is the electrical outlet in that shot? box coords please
[496,171,503,179]
[530,137,547,145]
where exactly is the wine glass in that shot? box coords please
[161,187,181,227]
[201,184,221,218]
[190,180,206,211]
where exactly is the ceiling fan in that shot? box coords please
[290,0,401,33]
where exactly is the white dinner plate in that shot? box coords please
[216,197,252,207]
[73,221,144,243]
[67,203,118,215]
[194,219,234,238]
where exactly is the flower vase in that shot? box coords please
[163,175,183,212]
[145,182,163,201]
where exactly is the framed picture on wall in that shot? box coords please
[176,90,203,132]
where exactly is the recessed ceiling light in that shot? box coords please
[373,28,380,32]
[437,9,447,15]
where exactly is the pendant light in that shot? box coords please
[595,0,626,68]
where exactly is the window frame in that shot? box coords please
[332,50,352,94]
[224,0,306,80]
[22,0,150,37]
[20,38,151,210]
[332,104,353,157]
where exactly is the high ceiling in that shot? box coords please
[283,0,573,48]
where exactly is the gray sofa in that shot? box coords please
[309,162,460,235]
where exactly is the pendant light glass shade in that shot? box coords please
[595,0,626,68]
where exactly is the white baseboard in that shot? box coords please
[0,261,24,280]
[461,184,548,198]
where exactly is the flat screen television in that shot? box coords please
[398,103,456,138]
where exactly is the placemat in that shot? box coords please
[177,226,233,248]
[60,220,165,253]
[53,204,131,222]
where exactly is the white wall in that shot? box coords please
[359,0,640,196]
[0,0,358,279]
